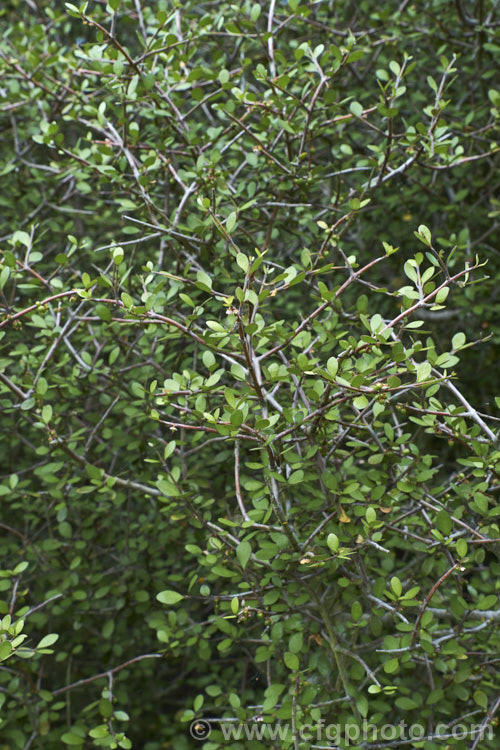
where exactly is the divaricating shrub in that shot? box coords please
[0,1,499,748]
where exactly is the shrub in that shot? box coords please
[0,1,499,748]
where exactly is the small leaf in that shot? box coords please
[436,510,452,536]
[353,395,369,409]
[229,692,240,708]
[404,260,419,284]
[416,361,432,383]
[476,594,497,611]
[236,253,249,273]
[202,350,216,370]
[0,641,13,661]
[231,363,247,381]
[384,657,399,674]
[456,539,468,558]
[41,405,53,424]
[383,241,398,256]
[415,224,432,246]
[112,247,124,265]
[288,470,304,485]
[473,690,488,709]
[37,633,59,649]
[89,726,109,739]
[326,357,338,378]
[226,212,237,234]
[250,3,261,22]
[365,507,376,524]
[351,601,362,622]
[12,230,31,247]
[236,541,251,569]
[121,292,134,309]
[61,733,84,746]
[434,286,449,304]
[289,633,303,653]
[327,533,339,553]
[156,590,184,605]
[196,270,212,290]
[284,651,299,670]
[451,332,466,351]
[395,696,418,709]
[390,577,402,597]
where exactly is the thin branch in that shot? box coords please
[52,653,162,696]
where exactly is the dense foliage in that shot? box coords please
[0,0,499,748]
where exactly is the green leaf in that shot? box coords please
[456,539,468,558]
[389,60,401,76]
[356,693,368,717]
[41,405,52,424]
[383,657,399,674]
[383,241,398,256]
[476,594,497,611]
[202,350,216,370]
[284,651,299,670]
[236,253,249,273]
[156,590,184,605]
[404,260,418,284]
[395,696,418,709]
[157,478,180,497]
[327,533,339,553]
[230,409,244,427]
[451,332,466,350]
[121,292,134,309]
[112,247,124,265]
[196,270,212,290]
[226,212,237,234]
[390,577,402,597]
[0,641,13,661]
[12,230,31,247]
[288,470,304,484]
[326,357,338,378]
[236,541,251,569]
[434,286,449,304]
[37,633,59,649]
[231,363,247,381]
[99,698,113,717]
[353,395,369,409]
[365,507,376,524]
[250,3,261,22]
[61,733,84,746]
[289,633,303,653]
[416,361,432,383]
[415,224,432,246]
[89,726,109,739]
[436,510,452,535]
[95,303,112,322]
[229,692,240,708]
[350,101,363,117]
[351,601,362,622]
[473,690,488,708]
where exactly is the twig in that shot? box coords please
[52,653,162,696]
